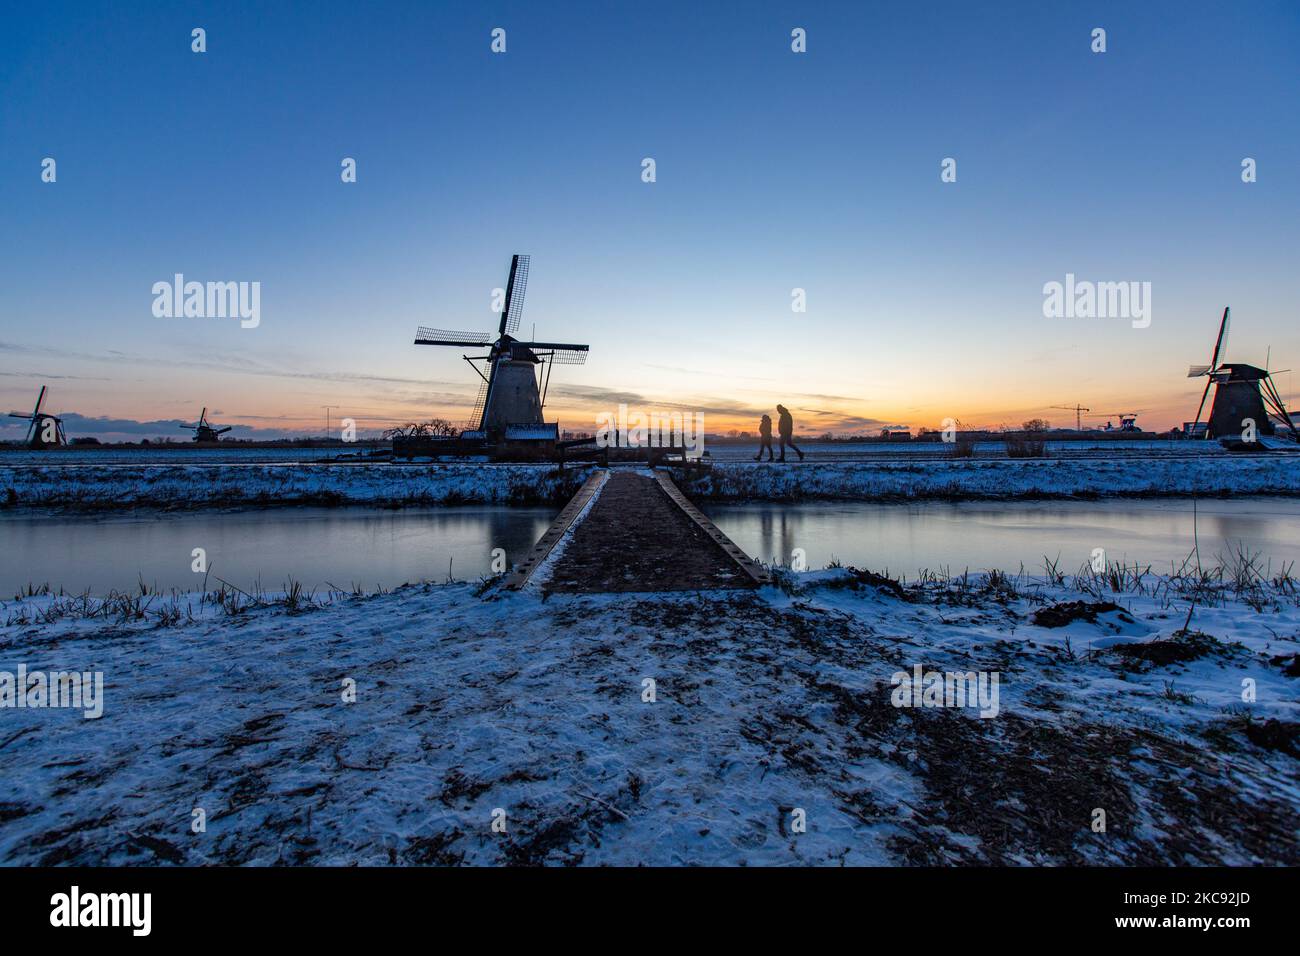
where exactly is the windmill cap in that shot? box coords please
[1218,363,1269,381]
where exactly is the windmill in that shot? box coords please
[1187,307,1298,441]
[413,255,589,439]
[181,407,232,443]
[7,386,67,448]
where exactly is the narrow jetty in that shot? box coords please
[504,469,769,592]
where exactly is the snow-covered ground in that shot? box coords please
[0,462,593,510]
[3,454,1298,510]
[0,439,1226,467]
[686,455,1300,501]
[2,567,1297,865]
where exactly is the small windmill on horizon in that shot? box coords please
[181,407,232,443]
[7,386,67,449]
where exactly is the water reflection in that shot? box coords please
[706,498,1300,576]
[2,506,555,595]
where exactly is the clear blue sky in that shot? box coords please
[2,0,1298,439]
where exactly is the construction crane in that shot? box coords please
[1051,404,1090,431]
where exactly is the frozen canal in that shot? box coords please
[5,497,1300,595]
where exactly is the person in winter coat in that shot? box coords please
[754,414,774,461]
[776,404,804,462]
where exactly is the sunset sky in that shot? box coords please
[2,1,1298,441]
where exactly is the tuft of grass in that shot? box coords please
[1159,680,1197,705]
[283,579,307,612]
[1042,555,1065,587]
[473,573,504,597]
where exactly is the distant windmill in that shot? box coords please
[8,386,67,448]
[1187,307,1298,441]
[181,407,232,443]
[413,255,589,436]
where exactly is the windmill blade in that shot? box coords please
[9,412,34,420]
[544,349,588,365]
[499,254,530,335]
[216,426,233,435]
[1191,375,1214,436]
[1209,307,1231,369]
[1187,364,1210,378]
[32,386,47,418]
[518,342,589,365]
[415,328,492,346]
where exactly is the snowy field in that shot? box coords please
[1,567,1297,865]
[0,462,592,510]
[686,454,1300,501]
[3,453,1299,510]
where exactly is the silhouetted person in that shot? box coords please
[776,404,804,461]
[755,414,774,461]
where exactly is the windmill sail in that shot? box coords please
[501,254,530,334]
[518,341,589,364]
[1190,307,1230,434]
[1210,307,1230,369]
[415,328,492,346]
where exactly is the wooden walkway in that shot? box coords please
[504,469,769,592]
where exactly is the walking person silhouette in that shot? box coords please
[776,404,804,462]
[754,414,774,461]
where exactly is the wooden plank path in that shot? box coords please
[504,468,769,592]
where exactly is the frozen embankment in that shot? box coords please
[0,463,595,510]
[1,567,1297,865]
[2,454,1299,509]
[680,454,1300,502]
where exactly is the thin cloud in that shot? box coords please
[0,340,457,390]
